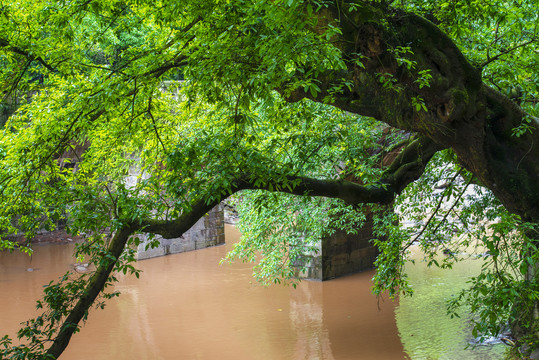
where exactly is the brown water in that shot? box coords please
[0,225,405,360]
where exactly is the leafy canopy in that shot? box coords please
[0,0,538,358]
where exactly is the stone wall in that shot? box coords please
[1,90,39,127]
[291,129,403,280]
[135,204,225,260]
[293,211,383,281]
[124,149,226,261]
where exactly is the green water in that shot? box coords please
[395,249,507,360]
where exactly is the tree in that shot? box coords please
[0,0,537,358]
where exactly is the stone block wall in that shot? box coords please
[292,241,324,280]
[135,204,225,260]
[294,211,384,281]
[292,130,403,280]
[320,213,380,280]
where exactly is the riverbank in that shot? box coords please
[6,229,84,246]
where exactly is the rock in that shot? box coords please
[74,263,90,272]
[435,181,450,190]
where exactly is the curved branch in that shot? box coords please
[140,136,442,239]
[383,136,444,193]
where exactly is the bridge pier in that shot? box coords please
[293,211,383,281]
[134,201,382,282]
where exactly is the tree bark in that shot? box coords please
[287,2,538,222]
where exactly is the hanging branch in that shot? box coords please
[147,96,168,154]
[402,168,463,252]
[45,225,136,358]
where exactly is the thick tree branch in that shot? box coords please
[140,136,442,239]
[383,136,443,193]
[284,1,539,221]
[45,225,136,358]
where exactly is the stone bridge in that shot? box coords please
[135,202,380,281]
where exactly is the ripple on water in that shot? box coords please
[395,249,506,360]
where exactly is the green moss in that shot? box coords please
[431,72,449,89]
[351,3,383,24]
[450,87,469,105]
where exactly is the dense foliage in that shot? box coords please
[0,0,537,358]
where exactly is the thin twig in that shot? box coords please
[428,177,472,237]
[103,184,118,219]
[402,168,462,251]
[147,97,167,154]
[481,38,538,68]
[3,59,31,103]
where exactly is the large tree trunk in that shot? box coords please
[287,3,538,223]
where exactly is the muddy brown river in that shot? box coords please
[0,225,505,359]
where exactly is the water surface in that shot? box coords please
[1,225,404,359]
[395,247,506,359]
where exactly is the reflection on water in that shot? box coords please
[0,225,404,360]
[395,247,506,360]
[1,226,506,359]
